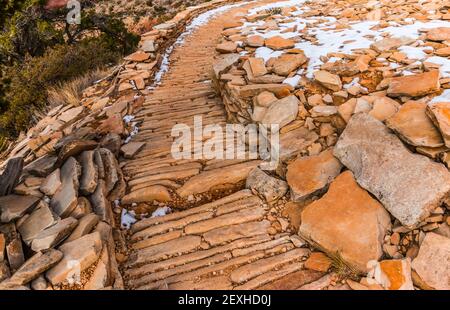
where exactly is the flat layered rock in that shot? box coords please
[246,168,288,203]
[386,101,444,148]
[18,201,58,245]
[299,171,391,272]
[270,53,308,76]
[286,149,342,202]
[236,83,293,98]
[176,161,260,198]
[314,70,342,91]
[279,127,319,161]
[371,36,414,52]
[203,220,271,246]
[46,232,103,285]
[24,155,58,177]
[79,151,98,195]
[387,71,440,98]
[427,102,450,148]
[50,157,81,218]
[40,169,62,196]
[265,36,295,50]
[247,58,268,77]
[121,142,146,159]
[216,41,237,53]
[260,95,299,128]
[334,113,450,226]
[230,248,309,284]
[0,194,40,223]
[121,185,172,205]
[369,96,401,122]
[0,250,62,288]
[213,54,240,79]
[412,232,450,290]
[65,213,99,243]
[31,217,78,252]
[426,27,450,41]
[0,157,23,196]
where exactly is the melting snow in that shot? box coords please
[121,209,137,230]
[151,206,172,218]
[425,56,450,78]
[430,89,450,103]
[240,1,450,79]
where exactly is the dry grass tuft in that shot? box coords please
[47,68,110,108]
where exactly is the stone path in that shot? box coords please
[122,3,260,202]
[124,190,325,290]
[122,0,327,290]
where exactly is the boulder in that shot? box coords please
[386,101,444,148]
[286,149,342,202]
[246,168,288,203]
[58,106,84,123]
[99,133,122,156]
[412,232,450,290]
[334,113,450,226]
[0,195,40,223]
[260,95,299,128]
[299,171,391,272]
[31,217,78,252]
[6,237,24,271]
[46,232,103,285]
[387,71,440,98]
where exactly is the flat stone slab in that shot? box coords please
[31,217,78,252]
[0,195,40,223]
[412,232,450,290]
[287,149,342,202]
[18,201,58,245]
[177,161,261,198]
[386,101,444,148]
[334,113,450,226]
[0,250,62,288]
[427,102,450,148]
[46,232,102,285]
[387,71,440,98]
[299,171,391,272]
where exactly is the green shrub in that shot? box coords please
[0,38,123,138]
